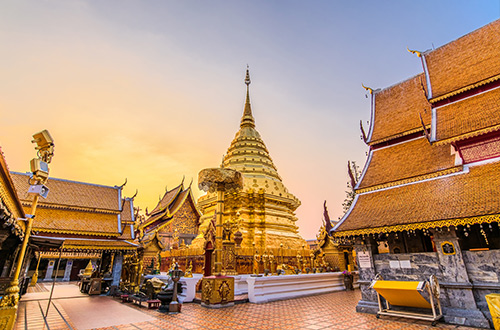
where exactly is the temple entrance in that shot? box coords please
[204,243,213,276]
[344,251,350,270]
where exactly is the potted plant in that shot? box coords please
[342,270,354,290]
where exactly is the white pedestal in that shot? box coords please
[246,272,346,303]
[178,274,202,303]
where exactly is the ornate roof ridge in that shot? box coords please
[434,123,500,146]
[0,149,25,218]
[33,227,121,236]
[430,73,500,104]
[10,171,123,190]
[333,213,500,237]
[20,201,120,214]
[356,166,462,194]
[148,182,184,215]
[368,126,428,147]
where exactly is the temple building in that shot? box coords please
[315,202,354,271]
[10,172,138,284]
[137,181,200,271]
[0,149,27,295]
[191,69,307,252]
[332,19,500,328]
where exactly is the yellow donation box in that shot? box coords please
[370,274,442,325]
[486,294,500,330]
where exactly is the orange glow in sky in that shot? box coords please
[1,1,498,239]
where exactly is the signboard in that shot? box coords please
[357,251,372,268]
[441,241,456,255]
[389,259,412,269]
[41,251,102,259]
[389,260,400,269]
[399,260,412,269]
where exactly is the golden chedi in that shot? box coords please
[192,69,307,251]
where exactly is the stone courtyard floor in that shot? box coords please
[15,282,488,330]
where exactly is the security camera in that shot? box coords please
[30,158,49,181]
[32,130,54,149]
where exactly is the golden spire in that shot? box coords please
[241,65,255,128]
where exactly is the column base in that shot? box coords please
[0,307,17,330]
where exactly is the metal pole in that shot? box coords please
[45,249,62,318]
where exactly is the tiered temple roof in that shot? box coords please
[367,74,431,145]
[423,19,500,101]
[334,19,500,237]
[139,182,200,247]
[10,172,137,251]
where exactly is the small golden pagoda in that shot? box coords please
[191,68,307,251]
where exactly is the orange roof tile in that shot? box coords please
[118,223,134,240]
[11,172,121,211]
[435,87,500,143]
[169,189,189,214]
[26,206,119,236]
[424,19,500,99]
[336,160,500,233]
[120,199,134,222]
[149,184,182,215]
[143,185,200,231]
[357,137,457,191]
[369,74,431,144]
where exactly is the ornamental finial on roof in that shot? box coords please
[407,47,422,57]
[362,83,373,94]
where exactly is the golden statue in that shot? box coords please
[253,250,261,275]
[169,258,177,272]
[83,260,93,276]
[269,251,276,275]
[296,252,303,273]
[262,251,269,274]
[154,251,161,273]
[185,260,193,278]
[310,251,316,272]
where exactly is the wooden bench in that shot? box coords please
[370,274,442,326]
[129,294,148,307]
[147,299,161,309]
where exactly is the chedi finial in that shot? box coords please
[245,65,251,86]
[240,65,255,128]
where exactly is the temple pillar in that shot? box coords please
[44,259,55,281]
[63,260,73,281]
[431,229,489,327]
[354,238,379,314]
[111,253,123,287]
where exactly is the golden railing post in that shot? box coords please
[30,252,42,286]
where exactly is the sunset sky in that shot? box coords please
[1,1,498,239]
